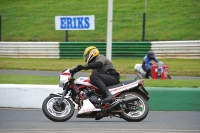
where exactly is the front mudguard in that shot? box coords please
[50,93,69,98]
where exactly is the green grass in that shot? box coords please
[0,58,200,76]
[0,0,199,41]
[0,74,199,87]
[0,74,58,85]
[1,58,199,87]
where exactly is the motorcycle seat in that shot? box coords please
[106,80,136,90]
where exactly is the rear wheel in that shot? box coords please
[168,74,171,79]
[119,92,149,122]
[42,95,74,122]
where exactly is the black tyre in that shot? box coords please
[119,92,149,122]
[168,74,171,79]
[42,95,74,122]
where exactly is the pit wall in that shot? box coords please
[0,84,199,111]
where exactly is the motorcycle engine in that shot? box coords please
[82,88,102,108]
[89,95,102,104]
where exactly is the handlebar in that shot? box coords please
[69,67,81,77]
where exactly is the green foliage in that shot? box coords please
[0,0,199,41]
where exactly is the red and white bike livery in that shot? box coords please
[42,67,149,122]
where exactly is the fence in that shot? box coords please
[0,42,59,58]
[0,41,199,59]
[152,40,200,59]
[59,42,151,58]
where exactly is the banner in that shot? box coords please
[55,15,95,30]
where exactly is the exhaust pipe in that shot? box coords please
[122,96,138,104]
[102,96,138,111]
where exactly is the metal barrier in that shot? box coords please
[151,40,200,59]
[0,41,199,59]
[59,42,151,58]
[0,42,59,58]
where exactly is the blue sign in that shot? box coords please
[55,15,95,30]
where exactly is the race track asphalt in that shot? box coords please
[0,69,200,80]
[0,109,200,133]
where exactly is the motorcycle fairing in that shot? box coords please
[75,77,97,88]
[78,99,101,114]
[106,80,137,89]
[108,80,149,100]
[109,80,144,95]
[59,69,71,87]
[75,77,144,95]
[134,64,146,74]
[136,86,149,100]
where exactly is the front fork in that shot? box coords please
[58,83,69,105]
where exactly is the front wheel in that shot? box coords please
[119,92,149,122]
[42,95,74,122]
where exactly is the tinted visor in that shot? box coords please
[149,54,155,58]
[83,53,88,62]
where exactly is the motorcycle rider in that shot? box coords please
[142,50,158,79]
[76,46,120,104]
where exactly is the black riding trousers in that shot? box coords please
[90,73,119,96]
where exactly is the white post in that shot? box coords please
[106,0,113,61]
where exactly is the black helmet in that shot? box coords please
[148,50,155,58]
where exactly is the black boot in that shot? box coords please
[145,69,151,79]
[145,74,149,79]
[103,91,116,104]
[95,115,103,120]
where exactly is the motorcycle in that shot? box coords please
[42,67,149,122]
[134,61,171,79]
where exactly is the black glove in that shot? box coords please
[76,65,84,71]
[70,68,77,74]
